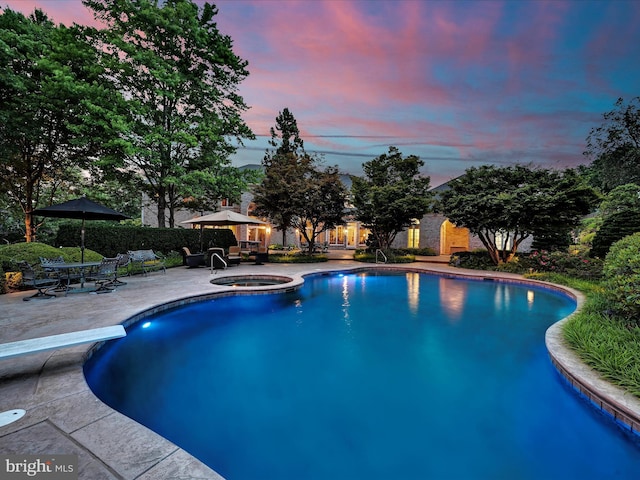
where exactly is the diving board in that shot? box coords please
[0,325,126,360]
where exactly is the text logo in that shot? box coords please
[1,455,77,479]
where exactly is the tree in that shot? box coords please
[252,108,306,246]
[589,183,640,258]
[83,0,255,227]
[584,97,640,192]
[351,147,432,251]
[252,108,347,252]
[599,183,640,216]
[289,164,348,254]
[0,8,122,241]
[437,165,599,265]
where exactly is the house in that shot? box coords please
[142,166,532,255]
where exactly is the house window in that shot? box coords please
[329,226,346,246]
[358,227,370,246]
[408,220,420,249]
[495,230,513,251]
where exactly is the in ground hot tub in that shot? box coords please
[210,275,294,287]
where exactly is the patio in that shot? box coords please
[1,255,637,479]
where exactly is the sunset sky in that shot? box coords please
[3,0,639,186]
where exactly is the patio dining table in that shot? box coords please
[49,261,101,294]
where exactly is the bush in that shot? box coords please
[449,250,494,270]
[395,247,437,256]
[0,242,105,293]
[591,209,640,258]
[528,250,603,279]
[449,248,603,279]
[354,249,414,263]
[268,253,329,263]
[602,233,640,324]
[0,242,103,271]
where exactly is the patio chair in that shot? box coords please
[18,261,60,301]
[113,253,130,285]
[87,257,120,293]
[227,245,242,266]
[182,247,205,268]
[254,245,269,265]
[39,256,65,270]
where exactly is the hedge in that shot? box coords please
[55,223,237,257]
[591,209,640,258]
[602,232,640,324]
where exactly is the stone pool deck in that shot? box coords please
[1,255,639,479]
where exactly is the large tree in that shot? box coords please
[437,165,599,265]
[252,108,347,252]
[0,8,122,241]
[289,164,348,254]
[252,108,306,245]
[83,0,255,227]
[584,97,640,192]
[351,147,432,251]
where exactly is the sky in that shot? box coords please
[2,0,639,187]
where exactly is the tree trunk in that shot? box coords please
[23,181,36,242]
[156,189,166,228]
[24,212,35,243]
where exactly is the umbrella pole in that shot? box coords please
[81,219,86,287]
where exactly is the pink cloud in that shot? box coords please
[3,0,638,181]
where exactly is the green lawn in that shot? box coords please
[527,272,640,398]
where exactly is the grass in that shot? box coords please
[526,272,640,398]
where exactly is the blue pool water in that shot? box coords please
[84,271,640,479]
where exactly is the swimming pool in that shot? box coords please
[84,271,640,479]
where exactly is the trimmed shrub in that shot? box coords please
[354,249,414,263]
[55,223,237,257]
[602,233,640,324]
[395,247,437,256]
[0,242,96,271]
[449,250,494,270]
[269,253,329,263]
[591,209,640,258]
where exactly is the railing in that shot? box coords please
[375,249,388,264]
[210,253,228,273]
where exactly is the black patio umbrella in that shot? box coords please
[32,197,130,263]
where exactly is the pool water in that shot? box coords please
[84,271,640,479]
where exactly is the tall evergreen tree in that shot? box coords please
[253,108,306,245]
